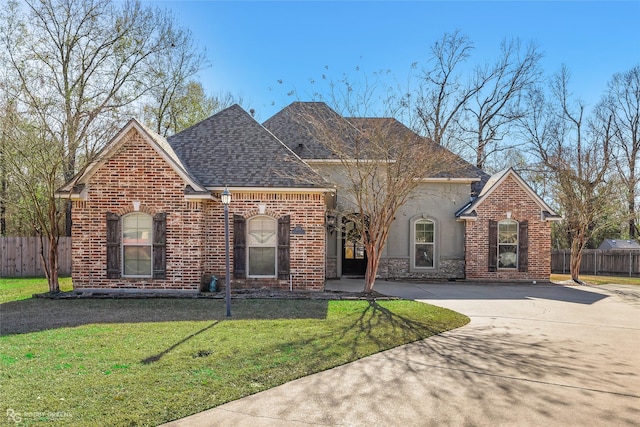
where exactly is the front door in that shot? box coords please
[342,219,367,276]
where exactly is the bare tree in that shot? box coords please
[602,66,640,238]
[522,67,616,282]
[414,30,478,148]
[0,0,206,291]
[295,99,469,293]
[463,38,542,170]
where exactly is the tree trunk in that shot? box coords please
[569,237,584,283]
[363,245,380,294]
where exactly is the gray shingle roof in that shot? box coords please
[263,102,356,159]
[167,105,327,188]
[264,102,489,194]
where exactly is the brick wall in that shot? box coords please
[205,192,326,291]
[72,128,205,290]
[464,175,552,280]
[71,127,326,292]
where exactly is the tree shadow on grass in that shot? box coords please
[141,321,221,364]
[0,298,329,335]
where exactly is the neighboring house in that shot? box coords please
[57,102,561,293]
[598,239,640,250]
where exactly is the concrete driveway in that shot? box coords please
[163,280,640,427]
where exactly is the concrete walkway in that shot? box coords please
[162,279,640,426]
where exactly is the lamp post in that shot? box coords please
[221,186,232,317]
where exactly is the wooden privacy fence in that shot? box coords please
[0,237,72,277]
[551,249,640,277]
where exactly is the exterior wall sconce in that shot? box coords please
[326,214,337,234]
[291,225,306,235]
[132,200,141,212]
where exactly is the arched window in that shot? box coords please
[498,219,518,269]
[412,217,436,269]
[247,216,277,277]
[122,213,153,276]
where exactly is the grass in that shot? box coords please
[0,276,73,304]
[550,274,640,286]
[0,278,469,426]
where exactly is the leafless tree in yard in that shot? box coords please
[295,96,471,293]
[522,66,616,283]
[413,32,542,171]
[601,66,640,238]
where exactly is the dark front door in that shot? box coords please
[342,219,367,276]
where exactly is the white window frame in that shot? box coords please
[410,215,437,271]
[247,215,277,278]
[122,212,153,278]
[498,219,518,270]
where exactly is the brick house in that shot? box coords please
[57,105,330,292]
[57,103,560,292]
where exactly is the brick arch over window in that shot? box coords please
[233,214,290,280]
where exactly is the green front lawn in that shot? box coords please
[0,278,469,426]
[0,276,73,303]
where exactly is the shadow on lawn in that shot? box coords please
[0,298,330,335]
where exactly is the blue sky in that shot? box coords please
[154,1,640,121]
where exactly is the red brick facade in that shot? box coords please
[71,128,326,291]
[463,175,552,280]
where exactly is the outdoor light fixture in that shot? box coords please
[326,214,336,234]
[221,186,232,318]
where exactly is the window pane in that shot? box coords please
[498,245,517,269]
[415,244,434,268]
[123,246,152,275]
[248,217,276,245]
[498,221,518,243]
[415,220,434,243]
[249,247,276,276]
[123,214,152,244]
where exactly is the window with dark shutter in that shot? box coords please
[106,212,121,278]
[488,220,497,272]
[518,220,529,272]
[153,213,167,279]
[233,214,246,278]
[277,215,290,280]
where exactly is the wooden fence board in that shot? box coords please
[0,237,71,277]
[551,249,640,277]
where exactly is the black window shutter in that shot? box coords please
[277,215,291,280]
[233,215,246,278]
[518,220,529,272]
[106,212,121,279]
[488,220,497,272]
[153,213,167,279]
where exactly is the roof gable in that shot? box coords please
[457,167,561,221]
[167,104,326,188]
[56,118,208,198]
